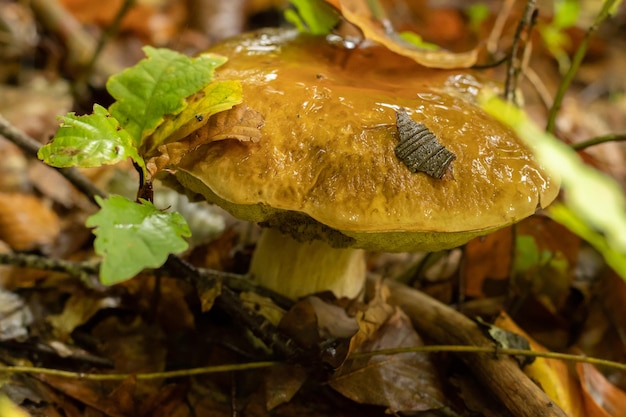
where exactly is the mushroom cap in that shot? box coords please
[171,29,559,252]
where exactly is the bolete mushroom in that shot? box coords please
[165,29,559,300]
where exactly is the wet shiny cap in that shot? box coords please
[168,28,559,252]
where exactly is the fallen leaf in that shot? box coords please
[46,290,120,341]
[324,0,478,68]
[347,280,395,351]
[265,364,308,410]
[578,362,626,417]
[495,312,584,417]
[145,105,262,178]
[0,289,32,341]
[240,291,286,326]
[330,308,446,413]
[0,192,60,253]
[195,104,264,144]
[463,227,513,298]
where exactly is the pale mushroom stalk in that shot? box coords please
[250,228,366,300]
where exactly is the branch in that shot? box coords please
[0,253,99,280]
[387,280,568,417]
[504,0,537,103]
[571,132,626,151]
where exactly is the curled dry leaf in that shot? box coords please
[578,362,626,417]
[146,105,264,178]
[0,192,60,252]
[348,279,395,351]
[324,0,478,68]
[195,104,264,144]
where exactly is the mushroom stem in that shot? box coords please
[249,228,366,300]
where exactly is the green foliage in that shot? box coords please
[86,195,191,285]
[480,94,626,281]
[107,47,228,146]
[538,0,580,73]
[514,234,569,282]
[465,4,490,32]
[285,0,340,35]
[398,31,440,51]
[553,0,580,28]
[549,203,626,277]
[39,46,242,285]
[38,104,142,169]
[143,80,243,153]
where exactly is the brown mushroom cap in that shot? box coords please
[171,29,559,252]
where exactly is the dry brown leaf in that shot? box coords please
[264,364,308,410]
[494,312,585,417]
[578,362,626,417]
[146,105,263,178]
[347,280,395,352]
[240,291,286,326]
[0,192,60,252]
[330,308,445,413]
[189,104,264,146]
[46,290,120,341]
[463,227,513,298]
[59,0,166,42]
[37,374,135,417]
[146,141,192,178]
[325,0,478,68]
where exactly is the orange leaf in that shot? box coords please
[495,312,585,417]
[0,192,60,252]
[324,0,478,68]
[578,362,626,417]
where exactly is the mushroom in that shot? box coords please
[165,29,559,300]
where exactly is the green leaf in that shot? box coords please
[37,104,142,169]
[399,31,440,51]
[466,4,490,32]
[554,0,580,28]
[549,203,626,277]
[107,47,227,146]
[141,80,243,153]
[286,0,340,35]
[86,195,191,285]
[480,94,626,281]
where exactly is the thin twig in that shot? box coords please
[546,0,621,134]
[504,0,537,103]
[487,0,515,55]
[0,361,279,381]
[0,253,99,279]
[572,132,626,151]
[0,114,107,204]
[2,344,624,381]
[351,345,626,372]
